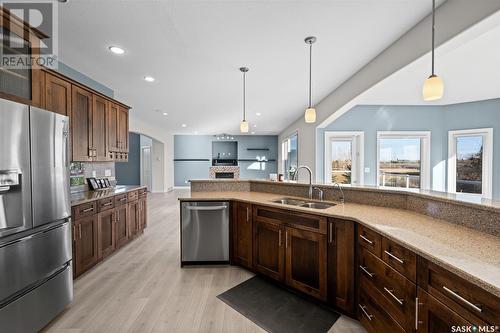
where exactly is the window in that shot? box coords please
[377,131,430,189]
[448,128,493,198]
[282,132,298,180]
[324,131,364,185]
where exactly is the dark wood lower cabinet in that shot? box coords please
[128,200,140,238]
[285,226,327,301]
[73,215,99,277]
[327,218,355,313]
[416,288,473,333]
[253,219,285,282]
[233,202,253,269]
[138,197,147,231]
[98,210,116,259]
[115,203,129,248]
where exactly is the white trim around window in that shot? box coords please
[324,131,364,185]
[376,131,431,190]
[447,128,493,199]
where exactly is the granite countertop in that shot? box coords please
[70,185,146,207]
[179,190,500,298]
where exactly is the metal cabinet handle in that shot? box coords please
[285,231,288,248]
[246,207,249,222]
[359,265,374,278]
[360,234,373,244]
[359,304,373,321]
[415,297,420,330]
[82,207,94,213]
[119,198,127,202]
[384,250,404,264]
[442,286,482,313]
[329,222,333,244]
[78,224,82,239]
[103,202,113,207]
[278,230,282,247]
[384,287,404,305]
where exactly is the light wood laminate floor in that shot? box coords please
[44,190,365,333]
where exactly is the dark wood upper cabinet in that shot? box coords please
[97,210,116,260]
[233,202,253,269]
[117,106,128,152]
[92,95,108,161]
[416,288,473,333]
[253,219,285,282]
[71,86,93,161]
[115,203,129,248]
[285,226,327,301]
[44,72,71,116]
[327,218,355,313]
[73,215,99,277]
[107,102,119,153]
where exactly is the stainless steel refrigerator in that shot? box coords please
[0,99,73,332]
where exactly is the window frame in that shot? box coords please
[324,131,364,186]
[447,128,493,199]
[376,131,431,190]
[281,131,298,180]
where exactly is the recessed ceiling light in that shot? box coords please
[256,112,262,116]
[162,112,168,116]
[251,131,255,134]
[144,75,155,82]
[253,124,257,128]
[181,124,187,128]
[108,46,125,55]
[57,0,68,3]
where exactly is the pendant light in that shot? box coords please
[240,67,249,133]
[304,36,317,123]
[422,0,444,101]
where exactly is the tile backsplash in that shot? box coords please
[70,162,116,193]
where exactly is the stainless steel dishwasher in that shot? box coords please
[181,201,229,265]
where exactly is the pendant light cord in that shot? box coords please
[308,42,313,108]
[243,71,246,121]
[431,0,435,75]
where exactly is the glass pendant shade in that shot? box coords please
[422,74,444,101]
[304,108,316,123]
[240,120,249,133]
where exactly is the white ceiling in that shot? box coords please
[58,0,438,135]
[359,10,500,106]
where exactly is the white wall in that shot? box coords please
[152,139,165,193]
[278,1,500,182]
[129,115,174,192]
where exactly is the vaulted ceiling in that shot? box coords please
[58,0,440,135]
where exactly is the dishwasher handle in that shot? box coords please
[185,205,228,211]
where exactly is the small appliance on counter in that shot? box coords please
[87,177,112,191]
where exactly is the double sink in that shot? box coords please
[271,197,336,210]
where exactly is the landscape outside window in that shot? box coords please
[379,138,421,189]
[330,140,352,184]
[282,133,298,180]
[456,136,483,194]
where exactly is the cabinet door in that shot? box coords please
[92,95,108,161]
[117,107,128,152]
[74,215,99,277]
[327,218,355,313]
[417,288,473,333]
[45,72,71,116]
[233,202,252,268]
[128,201,139,238]
[285,226,327,301]
[253,220,284,282]
[138,198,147,231]
[98,210,116,259]
[115,204,129,248]
[71,86,93,161]
[107,102,119,154]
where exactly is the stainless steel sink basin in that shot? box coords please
[271,198,306,206]
[300,202,336,209]
[272,198,336,210]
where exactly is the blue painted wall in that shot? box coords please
[317,98,500,198]
[116,132,140,185]
[174,135,278,186]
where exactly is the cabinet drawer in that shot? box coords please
[359,247,416,332]
[382,237,417,282]
[358,224,381,257]
[417,257,500,325]
[72,201,97,219]
[127,190,138,201]
[359,287,406,333]
[98,197,115,212]
[254,205,327,234]
[139,188,147,199]
[114,194,128,206]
